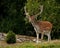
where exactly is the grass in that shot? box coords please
[0,41,60,48]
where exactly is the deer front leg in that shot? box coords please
[34,27,40,43]
[36,33,39,44]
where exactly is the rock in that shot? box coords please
[17,37,33,42]
[33,39,36,42]
[17,39,22,42]
[0,33,5,41]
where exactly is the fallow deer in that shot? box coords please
[24,5,52,43]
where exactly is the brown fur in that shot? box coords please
[30,16,52,32]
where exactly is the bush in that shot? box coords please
[6,31,16,44]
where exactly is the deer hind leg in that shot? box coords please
[41,33,44,41]
[36,33,39,43]
[47,32,51,42]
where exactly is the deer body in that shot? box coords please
[29,16,52,32]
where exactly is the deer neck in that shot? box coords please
[31,19,37,27]
[29,16,38,27]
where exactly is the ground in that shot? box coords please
[0,34,60,48]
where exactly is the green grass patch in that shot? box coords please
[0,42,60,48]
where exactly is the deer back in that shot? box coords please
[36,21,52,32]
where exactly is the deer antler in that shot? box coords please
[24,5,43,19]
[24,6,30,16]
[35,5,43,17]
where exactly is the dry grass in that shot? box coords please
[0,40,60,48]
[0,38,60,46]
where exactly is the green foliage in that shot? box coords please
[0,0,26,34]
[26,0,40,15]
[6,31,16,44]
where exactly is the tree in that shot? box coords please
[0,0,26,34]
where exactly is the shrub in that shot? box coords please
[6,31,16,44]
